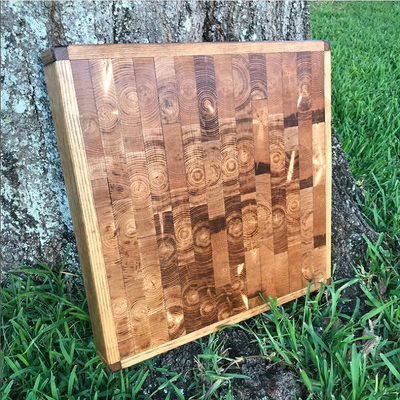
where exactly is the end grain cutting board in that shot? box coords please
[42,40,331,372]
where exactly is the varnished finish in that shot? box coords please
[324,49,332,280]
[43,41,326,64]
[43,41,331,372]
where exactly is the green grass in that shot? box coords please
[0,256,250,399]
[2,250,399,399]
[245,257,400,399]
[2,2,400,399]
[311,1,400,249]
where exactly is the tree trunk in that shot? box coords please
[1,0,311,273]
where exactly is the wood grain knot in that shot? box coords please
[257,202,273,232]
[158,237,176,263]
[302,268,314,282]
[242,207,258,241]
[143,271,162,295]
[100,222,117,242]
[253,107,268,126]
[167,307,184,331]
[217,300,232,320]
[137,83,156,105]
[98,102,119,132]
[183,285,199,306]
[272,203,286,230]
[232,54,250,108]
[193,226,211,249]
[130,177,150,202]
[227,216,243,239]
[148,168,169,193]
[113,298,128,315]
[238,140,254,173]
[198,91,218,133]
[81,116,99,135]
[131,301,148,321]
[205,160,221,187]
[270,146,285,169]
[200,297,217,319]
[222,155,239,178]
[231,274,246,293]
[118,87,139,115]
[175,224,192,249]
[137,82,160,125]
[187,163,206,191]
[300,209,314,239]
[159,89,180,123]
[179,78,196,101]
[300,82,310,97]
[286,192,300,215]
[249,53,268,101]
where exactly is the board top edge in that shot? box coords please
[42,40,330,66]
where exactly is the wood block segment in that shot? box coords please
[43,41,331,371]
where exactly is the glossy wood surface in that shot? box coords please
[43,41,331,372]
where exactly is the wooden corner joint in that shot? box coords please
[326,277,332,286]
[97,349,121,373]
[107,361,123,373]
[42,46,69,66]
[324,41,330,51]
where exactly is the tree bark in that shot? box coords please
[1,0,311,273]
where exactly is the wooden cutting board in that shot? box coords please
[42,40,331,372]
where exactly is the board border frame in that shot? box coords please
[43,40,332,372]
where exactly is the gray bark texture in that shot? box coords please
[330,130,379,314]
[1,0,311,275]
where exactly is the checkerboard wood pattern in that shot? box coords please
[43,41,331,372]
